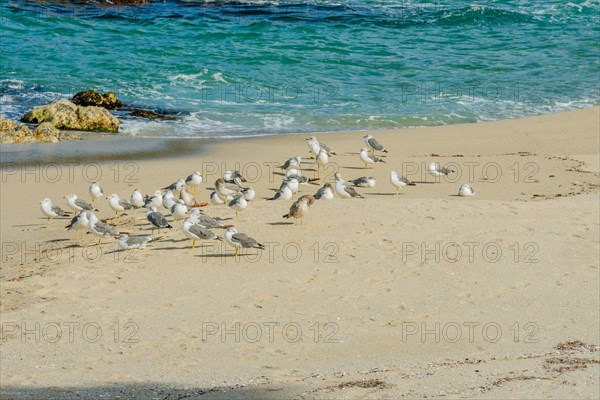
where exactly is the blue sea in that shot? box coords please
[1,0,598,139]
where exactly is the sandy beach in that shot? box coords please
[1,107,599,398]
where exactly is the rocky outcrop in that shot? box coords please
[72,90,123,110]
[21,100,119,132]
[0,117,80,144]
[129,108,178,120]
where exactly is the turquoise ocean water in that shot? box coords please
[1,0,598,138]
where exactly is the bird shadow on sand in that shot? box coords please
[197,253,236,258]
[413,181,436,184]
[343,166,371,170]
[159,238,188,243]
[368,192,399,196]
[267,221,294,226]
[46,238,70,243]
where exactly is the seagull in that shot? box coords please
[181,217,221,249]
[65,193,97,212]
[215,178,243,199]
[118,234,158,250]
[40,198,71,224]
[306,136,335,157]
[359,148,385,170]
[283,195,315,224]
[180,188,197,207]
[130,189,145,208]
[349,176,376,188]
[87,212,119,245]
[315,149,329,178]
[280,156,301,171]
[162,190,176,210]
[185,171,203,194]
[107,193,133,216]
[285,174,319,185]
[228,194,247,218]
[224,227,265,258]
[189,209,228,229]
[282,177,299,196]
[65,211,90,240]
[363,134,388,154]
[242,187,255,201]
[170,199,188,220]
[89,182,104,208]
[458,184,475,196]
[210,191,225,206]
[314,183,334,200]
[144,190,163,209]
[223,170,246,186]
[146,207,172,233]
[270,183,293,201]
[390,171,415,195]
[428,162,455,177]
[163,179,186,193]
[334,173,364,199]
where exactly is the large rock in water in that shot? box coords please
[21,100,119,132]
[72,90,123,110]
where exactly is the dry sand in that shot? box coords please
[1,107,599,399]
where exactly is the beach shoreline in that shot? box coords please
[1,107,599,399]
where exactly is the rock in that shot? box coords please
[72,90,123,110]
[129,108,179,120]
[33,122,61,143]
[21,100,119,132]
[0,116,33,144]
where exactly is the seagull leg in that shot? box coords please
[192,239,196,249]
[97,238,101,246]
[396,187,399,196]
[47,217,51,224]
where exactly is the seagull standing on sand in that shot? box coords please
[359,148,386,170]
[228,194,247,218]
[130,189,145,208]
[170,199,188,220]
[390,171,415,195]
[282,177,299,196]
[89,182,104,208]
[363,134,388,154]
[163,179,186,193]
[215,178,243,200]
[315,148,329,178]
[280,156,301,171]
[144,190,163,209]
[40,198,71,224]
[334,173,364,199]
[65,211,90,240]
[350,176,376,188]
[210,191,225,206]
[118,233,157,250]
[181,217,221,249]
[65,193,97,212]
[427,162,455,177]
[185,171,203,194]
[458,184,475,196]
[283,195,315,224]
[224,227,265,258]
[223,170,247,186]
[87,212,119,245]
[270,183,293,201]
[162,190,177,210]
[180,188,197,207]
[306,136,335,157]
[107,193,133,216]
[147,207,172,233]
[314,183,334,200]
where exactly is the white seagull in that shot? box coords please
[87,212,119,245]
[334,173,364,199]
[40,198,71,224]
[107,193,133,216]
[224,227,265,258]
[458,184,475,196]
[130,189,145,208]
[185,171,203,194]
[89,182,104,207]
[363,134,388,154]
[65,193,96,212]
[359,148,386,170]
[428,162,455,177]
[314,183,334,200]
[390,171,415,195]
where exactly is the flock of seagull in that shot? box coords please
[39,134,475,256]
